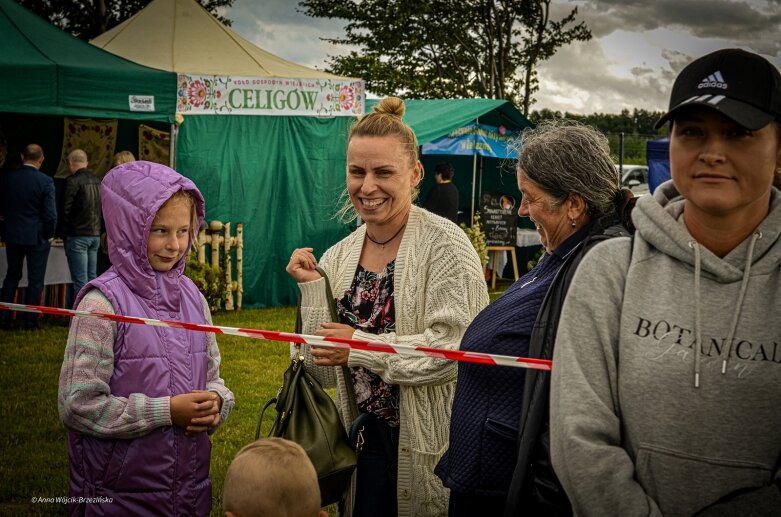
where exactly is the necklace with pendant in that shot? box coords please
[366,224,406,249]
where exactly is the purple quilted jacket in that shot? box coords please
[69,162,213,516]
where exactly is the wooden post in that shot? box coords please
[223,222,234,311]
[210,222,221,270]
[486,245,519,289]
[195,220,243,311]
[236,223,243,310]
[197,228,207,262]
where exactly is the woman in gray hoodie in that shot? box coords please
[550,48,781,516]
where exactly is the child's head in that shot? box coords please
[100,161,205,279]
[223,438,326,517]
[147,190,199,272]
[112,150,135,166]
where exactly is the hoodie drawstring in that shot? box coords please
[721,231,761,375]
[689,231,761,388]
[690,241,702,388]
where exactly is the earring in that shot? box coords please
[570,219,576,228]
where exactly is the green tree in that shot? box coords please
[299,0,591,115]
[529,108,669,164]
[15,0,233,41]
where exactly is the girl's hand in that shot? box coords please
[286,247,321,283]
[184,390,221,434]
[170,391,219,430]
[311,323,355,366]
[186,413,220,435]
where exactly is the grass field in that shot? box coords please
[0,281,509,516]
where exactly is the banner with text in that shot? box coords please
[422,122,519,159]
[177,75,364,117]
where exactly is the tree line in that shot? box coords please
[529,108,669,164]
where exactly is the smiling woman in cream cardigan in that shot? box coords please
[287,97,488,517]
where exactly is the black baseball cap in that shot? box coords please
[655,48,781,130]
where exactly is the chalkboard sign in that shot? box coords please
[480,191,517,246]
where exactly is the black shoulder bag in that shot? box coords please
[257,267,359,507]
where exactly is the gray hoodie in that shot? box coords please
[550,181,781,517]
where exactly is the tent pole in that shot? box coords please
[470,152,477,224]
[170,123,177,169]
[470,117,479,224]
[478,155,483,205]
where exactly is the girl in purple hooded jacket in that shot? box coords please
[58,161,234,516]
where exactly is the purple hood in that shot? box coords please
[101,161,205,309]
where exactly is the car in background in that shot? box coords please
[616,164,649,196]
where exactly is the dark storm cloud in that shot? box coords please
[578,0,781,54]
[538,1,781,112]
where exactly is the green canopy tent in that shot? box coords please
[366,98,533,225]
[0,0,176,122]
[366,98,538,278]
[0,0,177,181]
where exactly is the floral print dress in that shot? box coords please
[337,261,400,427]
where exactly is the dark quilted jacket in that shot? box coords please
[435,224,594,497]
[503,210,633,517]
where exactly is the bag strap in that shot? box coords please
[256,397,277,440]
[314,266,360,420]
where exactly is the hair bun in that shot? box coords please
[374,97,405,118]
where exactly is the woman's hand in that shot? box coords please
[286,247,321,283]
[311,323,355,366]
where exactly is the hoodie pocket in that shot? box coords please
[635,443,773,516]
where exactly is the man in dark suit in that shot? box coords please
[0,144,57,329]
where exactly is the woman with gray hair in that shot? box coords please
[435,119,635,516]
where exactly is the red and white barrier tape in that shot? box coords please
[0,302,553,371]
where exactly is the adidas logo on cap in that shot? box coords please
[656,49,781,131]
[698,71,727,89]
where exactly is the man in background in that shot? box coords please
[0,144,56,329]
[423,162,460,224]
[62,149,101,298]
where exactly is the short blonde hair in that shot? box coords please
[223,438,321,517]
[68,149,88,165]
[113,150,136,166]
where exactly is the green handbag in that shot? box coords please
[257,267,358,507]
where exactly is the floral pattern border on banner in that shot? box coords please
[177,75,364,117]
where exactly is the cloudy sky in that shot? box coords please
[225,0,781,115]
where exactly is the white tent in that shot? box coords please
[91,0,347,79]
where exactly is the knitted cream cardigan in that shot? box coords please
[298,205,489,516]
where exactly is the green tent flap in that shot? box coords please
[177,115,354,308]
[0,0,176,122]
[365,98,532,144]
